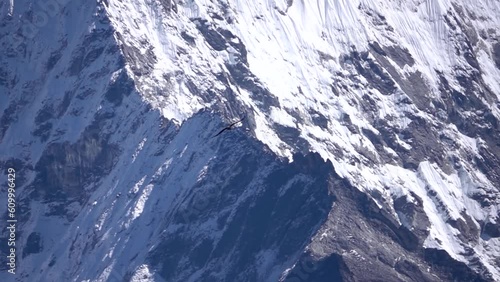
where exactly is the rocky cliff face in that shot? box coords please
[1,0,500,281]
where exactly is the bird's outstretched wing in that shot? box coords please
[213,127,229,138]
[213,116,246,137]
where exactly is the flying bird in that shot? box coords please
[213,117,246,137]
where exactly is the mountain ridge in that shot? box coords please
[1,0,500,281]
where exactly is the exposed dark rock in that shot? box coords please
[424,248,489,282]
[360,191,420,251]
[217,27,248,65]
[348,50,397,95]
[194,19,227,51]
[57,91,73,118]
[464,136,499,188]
[68,27,114,76]
[284,164,429,281]
[193,18,278,113]
[283,160,490,282]
[447,212,480,243]
[123,43,157,76]
[340,113,359,134]
[359,93,379,122]
[483,221,500,238]
[149,125,334,281]
[273,123,309,153]
[309,109,329,129]
[225,61,280,112]
[32,122,53,142]
[360,127,396,164]
[399,117,449,171]
[368,42,428,112]
[394,193,430,240]
[361,128,384,149]
[437,71,500,189]
[159,0,177,13]
[35,104,54,124]
[180,31,196,45]
[23,232,43,258]
[284,253,346,282]
[0,65,13,87]
[33,113,121,204]
[360,5,394,32]
[444,14,457,31]
[384,45,415,68]
[464,50,480,70]
[104,69,135,105]
[395,259,434,282]
[369,41,386,56]
[0,100,20,142]
[493,42,500,70]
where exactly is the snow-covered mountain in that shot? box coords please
[1,0,500,281]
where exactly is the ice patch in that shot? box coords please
[129,184,154,221]
[132,138,147,163]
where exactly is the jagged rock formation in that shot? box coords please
[0,0,499,281]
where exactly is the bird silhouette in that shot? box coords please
[213,117,246,137]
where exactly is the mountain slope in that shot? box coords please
[1,0,500,281]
